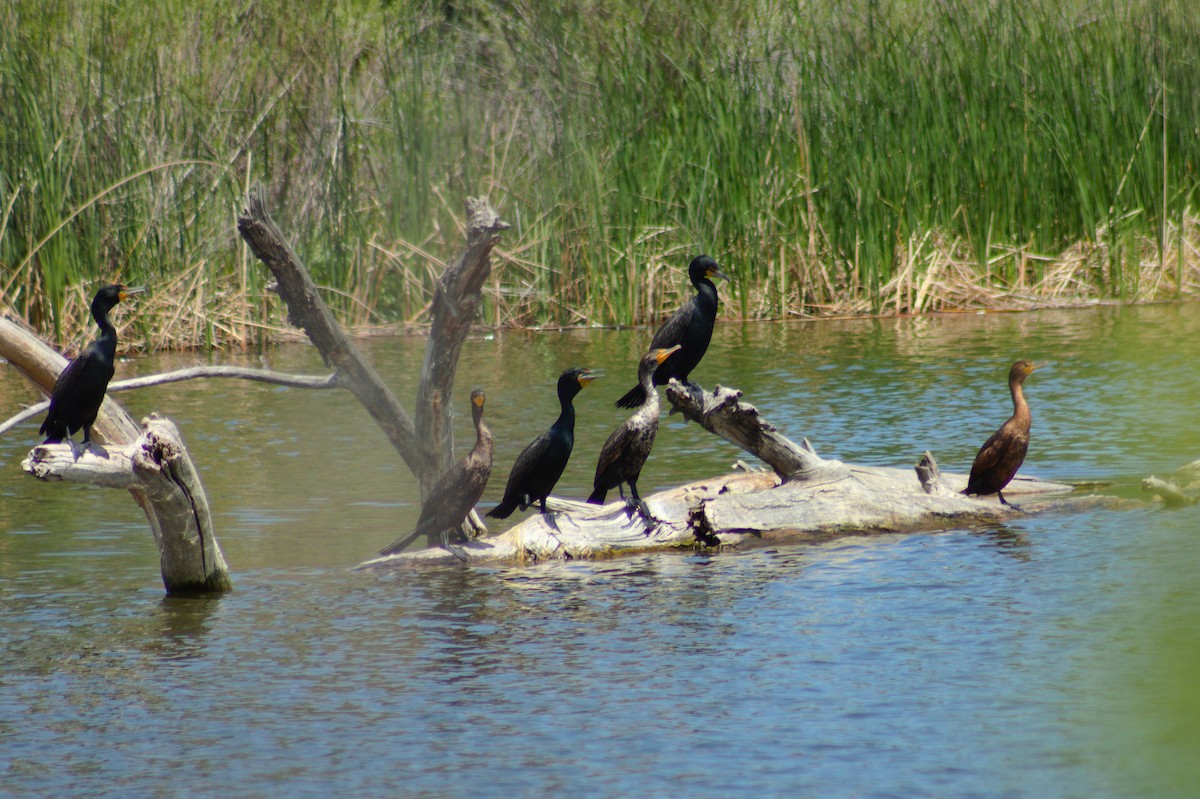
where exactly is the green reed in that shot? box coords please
[1,0,1197,347]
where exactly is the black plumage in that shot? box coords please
[40,283,144,456]
[588,345,680,518]
[487,367,604,520]
[962,360,1039,507]
[614,255,729,409]
[380,390,493,555]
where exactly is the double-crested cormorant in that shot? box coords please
[487,367,604,520]
[614,255,729,409]
[588,345,681,518]
[380,390,493,556]
[40,283,145,456]
[962,360,1039,507]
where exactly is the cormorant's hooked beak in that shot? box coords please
[654,344,683,364]
[578,369,606,387]
[119,286,147,301]
[707,266,731,281]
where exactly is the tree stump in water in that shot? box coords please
[358,382,1083,568]
[1,317,230,595]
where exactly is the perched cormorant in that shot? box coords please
[588,345,681,519]
[487,367,604,520]
[380,390,493,556]
[962,360,1039,507]
[614,255,729,409]
[40,283,145,457]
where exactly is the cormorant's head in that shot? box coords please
[688,255,730,284]
[92,283,145,313]
[558,367,605,399]
[1008,360,1038,384]
[471,389,486,409]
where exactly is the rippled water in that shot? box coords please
[2,303,1199,797]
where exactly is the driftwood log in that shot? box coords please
[358,382,1083,568]
[0,316,231,594]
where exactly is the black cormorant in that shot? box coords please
[962,360,1039,507]
[588,345,681,519]
[614,255,728,409]
[487,367,604,520]
[380,390,493,555]
[40,283,144,456]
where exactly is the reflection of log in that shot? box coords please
[0,317,231,594]
[359,381,1080,567]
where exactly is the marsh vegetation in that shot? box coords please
[2,0,1198,349]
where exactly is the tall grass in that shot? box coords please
[1,0,1198,349]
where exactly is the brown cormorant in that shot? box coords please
[588,345,681,519]
[380,390,493,555]
[614,255,729,409]
[487,367,604,520]
[962,360,1039,507]
[40,283,145,457]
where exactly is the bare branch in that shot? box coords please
[237,185,423,474]
[1,365,337,437]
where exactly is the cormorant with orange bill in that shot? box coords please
[614,255,728,409]
[40,283,145,458]
[962,360,1039,508]
[380,390,493,556]
[487,367,604,520]
[589,345,681,520]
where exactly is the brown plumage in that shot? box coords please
[962,360,1038,506]
[380,390,493,555]
[588,345,681,519]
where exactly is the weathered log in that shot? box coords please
[414,197,510,494]
[1,316,230,594]
[237,188,508,536]
[357,381,1082,568]
[23,416,231,592]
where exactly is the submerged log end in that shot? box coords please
[1142,476,1196,508]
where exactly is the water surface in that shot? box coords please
[2,303,1199,797]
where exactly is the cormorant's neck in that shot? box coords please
[1009,380,1030,420]
[553,391,577,434]
[694,277,718,312]
[93,305,118,357]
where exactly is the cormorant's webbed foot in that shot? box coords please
[439,530,470,562]
[623,497,658,532]
[997,491,1024,512]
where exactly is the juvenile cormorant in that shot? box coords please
[380,390,493,556]
[588,345,681,519]
[614,255,729,409]
[487,367,604,520]
[40,283,145,456]
[962,360,1039,507]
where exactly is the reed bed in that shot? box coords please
[1,0,1198,351]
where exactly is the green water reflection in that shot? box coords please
[2,303,1199,797]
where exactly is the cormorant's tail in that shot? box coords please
[587,488,607,505]
[485,500,517,520]
[614,384,647,409]
[379,528,422,557]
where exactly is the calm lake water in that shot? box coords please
[2,303,1199,798]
